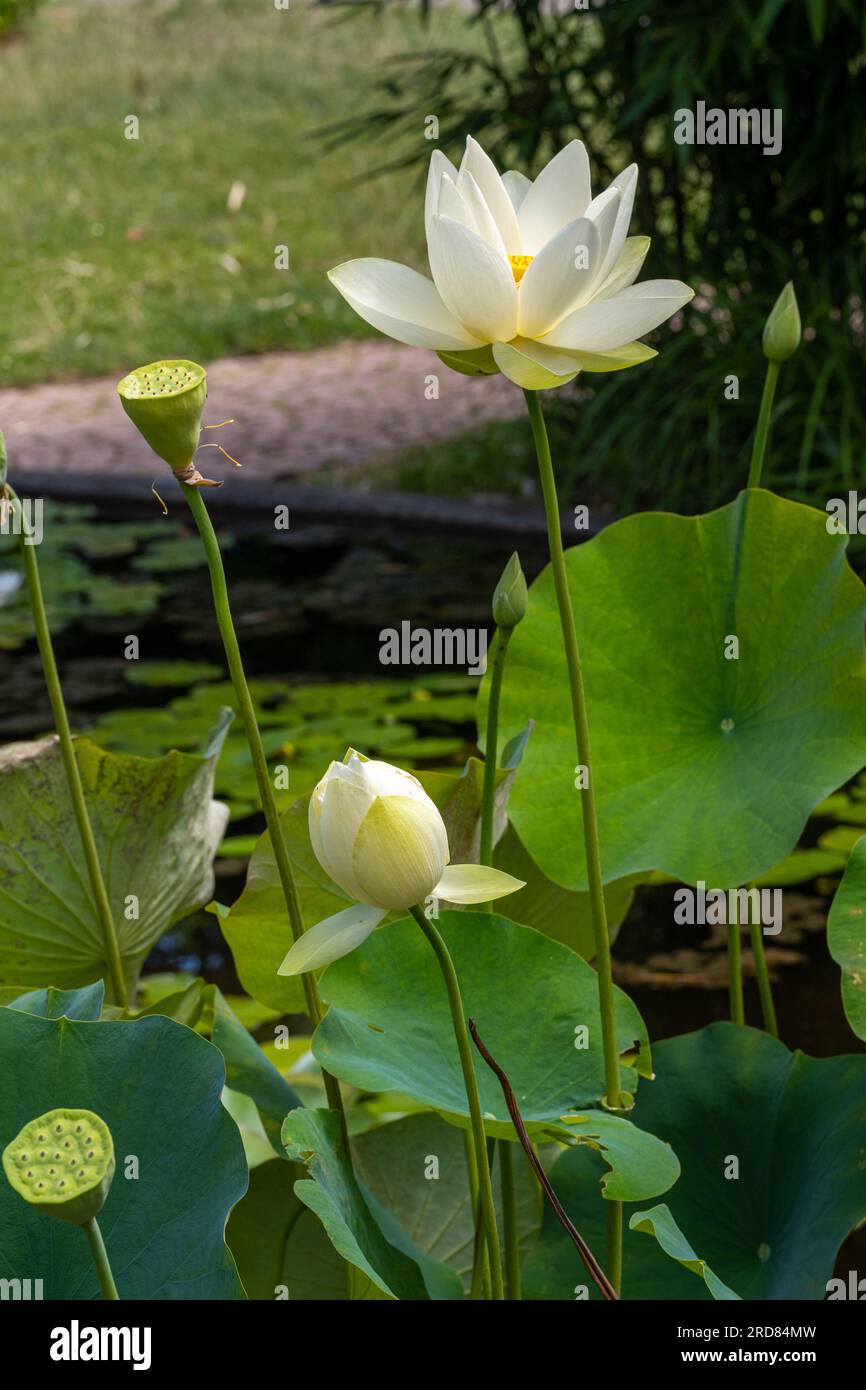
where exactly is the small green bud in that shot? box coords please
[762,282,801,362]
[117,359,214,482]
[492,551,527,629]
[3,1107,115,1226]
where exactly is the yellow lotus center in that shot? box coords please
[508,254,533,284]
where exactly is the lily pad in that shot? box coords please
[827,832,866,1041]
[0,720,230,998]
[524,1023,866,1299]
[314,910,651,1132]
[0,989,247,1299]
[490,489,866,889]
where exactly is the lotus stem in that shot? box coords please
[727,918,745,1024]
[499,1140,521,1300]
[749,919,779,1038]
[479,625,511,899]
[522,389,625,1291]
[83,1218,120,1301]
[747,359,780,489]
[8,486,128,1009]
[408,903,504,1300]
[181,484,349,1136]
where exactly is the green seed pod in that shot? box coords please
[2,1108,115,1226]
[492,551,527,629]
[117,359,217,483]
[762,282,801,363]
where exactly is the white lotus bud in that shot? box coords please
[309,750,449,911]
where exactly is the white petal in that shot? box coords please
[353,794,448,910]
[582,185,622,265]
[425,149,457,241]
[316,774,372,900]
[458,136,522,254]
[502,169,532,212]
[517,216,601,338]
[492,340,579,391]
[593,236,650,300]
[594,164,638,287]
[541,279,695,352]
[433,863,525,904]
[507,337,586,375]
[428,215,517,343]
[516,141,592,254]
[441,171,507,256]
[328,259,480,351]
[277,904,386,976]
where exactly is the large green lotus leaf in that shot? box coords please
[210,987,302,1149]
[493,822,642,958]
[0,721,230,998]
[489,489,866,889]
[281,1108,443,1300]
[828,832,866,1041]
[314,911,651,1132]
[227,1157,367,1299]
[628,1205,741,1299]
[0,994,247,1299]
[352,1112,542,1295]
[523,1023,866,1300]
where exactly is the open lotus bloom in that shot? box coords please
[278,750,524,975]
[328,137,694,390]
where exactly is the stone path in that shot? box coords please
[0,340,523,483]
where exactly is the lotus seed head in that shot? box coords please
[2,1108,115,1226]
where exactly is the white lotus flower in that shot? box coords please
[328,137,694,390]
[278,750,523,975]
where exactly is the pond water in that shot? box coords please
[1,497,863,1067]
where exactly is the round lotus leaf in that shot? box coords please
[3,1107,114,1226]
[117,359,207,468]
[487,489,866,889]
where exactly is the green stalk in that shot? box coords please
[727,919,745,1024]
[9,487,128,1009]
[464,1130,491,1300]
[747,359,781,488]
[408,903,504,1300]
[479,625,511,886]
[522,392,625,1294]
[749,919,779,1038]
[83,1217,120,1300]
[499,1141,521,1300]
[182,484,348,1130]
[606,1195,623,1296]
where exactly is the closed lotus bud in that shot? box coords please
[3,1107,115,1226]
[762,282,801,363]
[309,750,449,911]
[117,359,218,486]
[492,551,527,629]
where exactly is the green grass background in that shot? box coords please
[0,0,489,386]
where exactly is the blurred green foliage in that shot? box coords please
[0,0,43,41]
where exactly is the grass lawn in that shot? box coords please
[0,0,489,386]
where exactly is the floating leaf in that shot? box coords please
[490,490,866,889]
[314,911,651,1133]
[0,721,230,998]
[828,832,866,1041]
[0,989,246,1299]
